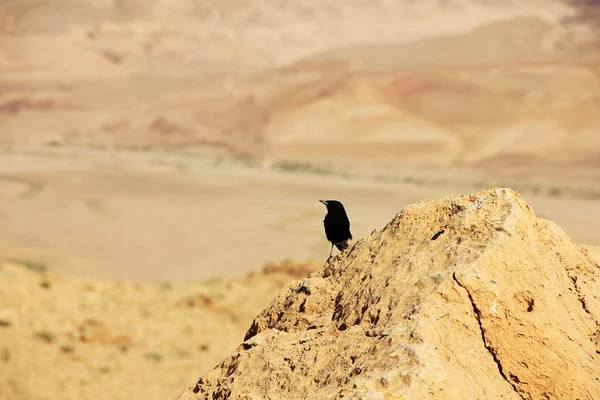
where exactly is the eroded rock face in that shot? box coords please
[172,188,600,400]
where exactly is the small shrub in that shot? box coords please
[39,277,52,290]
[2,348,10,363]
[273,160,331,175]
[547,187,562,198]
[60,344,75,353]
[198,344,210,352]
[145,351,163,362]
[35,330,55,343]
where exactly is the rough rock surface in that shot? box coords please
[172,188,600,400]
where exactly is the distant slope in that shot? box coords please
[243,18,600,176]
[0,259,319,400]
[1,0,600,183]
[0,0,574,77]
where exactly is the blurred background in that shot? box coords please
[1,0,600,399]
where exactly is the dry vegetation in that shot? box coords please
[0,259,321,400]
[1,1,600,399]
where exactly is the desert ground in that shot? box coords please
[0,258,321,400]
[1,0,600,399]
[1,145,600,283]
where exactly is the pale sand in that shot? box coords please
[1,146,599,283]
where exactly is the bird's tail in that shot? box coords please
[334,240,349,252]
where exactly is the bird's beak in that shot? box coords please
[319,200,328,205]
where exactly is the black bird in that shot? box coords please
[319,199,352,258]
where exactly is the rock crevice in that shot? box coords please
[452,272,526,400]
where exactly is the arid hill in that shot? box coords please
[0,259,320,400]
[0,0,575,75]
[173,188,600,399]
[2,1,600,183]
[2,2,600,398]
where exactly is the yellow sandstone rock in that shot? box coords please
[173,188,600,400]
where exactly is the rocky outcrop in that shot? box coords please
[172,188,600,399]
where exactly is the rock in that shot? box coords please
[171,188,600,400]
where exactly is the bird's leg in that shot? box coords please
[329,243,334,259]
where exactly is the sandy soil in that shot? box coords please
[0,259,321,400]
[1,1,600,400]
[1,146,599,283]
[1,1,599,184]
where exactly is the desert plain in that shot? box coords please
[1,0,600,399]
